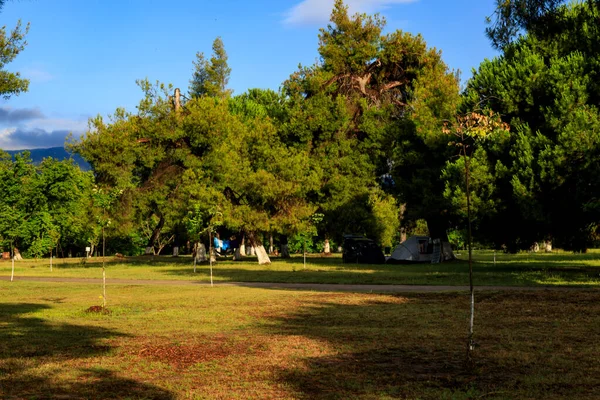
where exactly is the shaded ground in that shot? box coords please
[0,303,174,399]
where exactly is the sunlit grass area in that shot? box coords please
[1,281,599,399]
[1,250,600,287]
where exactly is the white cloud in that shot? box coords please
[283,0,416,26]
[0,112,88,150]
[22,117,88,133]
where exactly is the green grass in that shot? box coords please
[1,281,599,399]
[3,249,600,287]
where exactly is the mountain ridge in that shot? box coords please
[5,147,91,170]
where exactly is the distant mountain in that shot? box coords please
[5,147,91,171]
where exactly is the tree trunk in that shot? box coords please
[248,245,255,256]
[280,235,290,258]
[247,232,271,265]
[269,234,274,254]
[194,242,207,262]
[427,216,455,261]
[13,247,23,261]
[323,239,331,254]
[400,227,407,243]
[239,234,246,256]
[399,203,407,243]
[545,240,552,252]
[147,214,165,250]
[254,246,270,264]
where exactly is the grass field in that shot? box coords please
[2,250,600,287]
[1,281,599,399]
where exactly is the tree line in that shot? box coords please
[1,0,599,261]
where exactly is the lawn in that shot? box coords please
[1,281,599,399]
[2,250,600,287]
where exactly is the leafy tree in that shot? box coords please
[464,0,600,251]
[72,80,195,255]
[443,111,509,361]
[189,37,232,98]
[0,19,29,98]
[0,152,92,258]
[485,0,569,49]
[284,0,459,245]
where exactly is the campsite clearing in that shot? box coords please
[1,281,599,399]
[2,250,600,287]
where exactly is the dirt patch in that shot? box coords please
[84,305,111,314]
[130,335,270,369]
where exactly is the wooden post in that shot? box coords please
[464,143,475,362]
[10,243,14,282]
[209,230,214,287]
[102,226,106,309]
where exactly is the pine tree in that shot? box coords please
[189,37,232,98]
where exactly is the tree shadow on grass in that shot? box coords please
[0,303,174,399]
[257,293,542,399]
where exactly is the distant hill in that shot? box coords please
[5,147,91,171]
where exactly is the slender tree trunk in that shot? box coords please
[209,231,214,287]
[10,244,14,282]
[269,234,274,254]
[464,147,475,363]
[147,214,165,251]
[50,248,53,272]
[13,247,22,261]
[280,235,290,258]
[102,227,106,309]
[324,239,331,254]
[247,231,271,265]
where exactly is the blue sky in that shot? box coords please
[0,0,499,150]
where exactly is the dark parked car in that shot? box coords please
[342,235,386,264]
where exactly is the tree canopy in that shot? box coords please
[461,0,600,250]
[5,0,599,258]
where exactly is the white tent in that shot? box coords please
[387,235,454,264]
[387,236,435,263]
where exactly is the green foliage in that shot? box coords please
[0,152,93,257]
[447,229,467,250]
[0,19,29,99]
[464,1,600,251]
[283,1,458,243]
[287,233,316,254]
[189,37,232,98]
